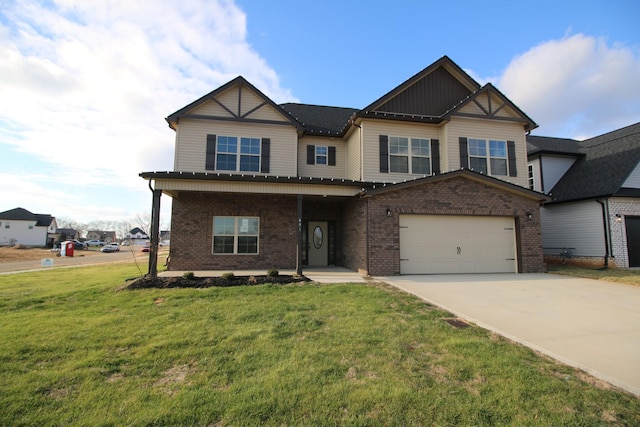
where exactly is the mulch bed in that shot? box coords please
[122,274,309,290]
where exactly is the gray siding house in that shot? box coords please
[527,122,640,267]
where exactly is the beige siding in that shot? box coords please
[216,87,239,115]
[173,118,298,175]
[443,117,528,187]
[457,92,521,119]
[155,178,360,197]
[361,120,442,182]
[239,89,286,121]
[298,137,347,179]
[345,128,362,180]
[189,99,235,117]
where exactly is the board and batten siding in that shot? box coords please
[173,118,298,175]
[622,162,640,188]
[540,155,577,193]
[443,118,528,187]
[540,200,605,257]
[361,120,441,182]
[297,137,347,179]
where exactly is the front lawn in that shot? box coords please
[548,264,640,286]
[1,265,638,425]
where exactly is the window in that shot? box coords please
[28,225,34,229]
[4,222,9,229]
[389,136,431,174]
[315,146,327,165]
[211,135,262,172]
[468,139,507,176]
[213,216,259,254]
[528,164,535,190]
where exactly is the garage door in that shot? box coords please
[399,215,517,274]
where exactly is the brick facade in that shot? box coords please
[168,176,546,275]
[608,197,640,268]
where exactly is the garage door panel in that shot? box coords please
[400,215,516,274]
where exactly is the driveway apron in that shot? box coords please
[380,273,640,396]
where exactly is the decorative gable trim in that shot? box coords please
[446,83,537,132]
[165,76,303,131]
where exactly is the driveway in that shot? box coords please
[380,273,640,396]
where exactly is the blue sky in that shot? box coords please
[1,0,639,229]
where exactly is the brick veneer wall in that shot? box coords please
[608,197,640,268]
[169,192,298,271]
[360,176,546,276]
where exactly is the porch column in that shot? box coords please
[148,188,162,278]
[296,194,303,276]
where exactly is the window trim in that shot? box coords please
[528,164,535,190]
[212,216,260,255]
[388,136,432,174]
[315,145,328,165]
[467,138,508,176]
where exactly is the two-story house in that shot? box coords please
[527,122,640,268]
[0,207,57,247]
[140,56,548,276]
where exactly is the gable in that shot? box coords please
[166,76,301,131]
[448,84,537,132]
[373,66,474,117]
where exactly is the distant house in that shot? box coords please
[57,228,79,241]
[527,122,640,267]
[0,207,57,247]
[86,230,117,244]
[160,230,171,241]
[126,227,148,239]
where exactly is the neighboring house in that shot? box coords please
[57,228,79,241]
[126,227,148,239]
[0,207,57,247]
[527,122,640,268]
[86,230,117,244]
[160,230,171,241]
[140,56,548,275]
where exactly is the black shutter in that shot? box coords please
[459,137,469,169]
[431,139,440,174]
[328,146,336,166]
[261,138,270,173]
[507,140,517,177]
[379,135,389,173]
[205,134,216,170]
[307,145,315,165]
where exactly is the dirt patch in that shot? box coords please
[120,274,309,290]
[0,246,102,262]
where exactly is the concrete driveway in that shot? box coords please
[380,273,640,396]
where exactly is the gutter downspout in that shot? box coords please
[596,199,612,268]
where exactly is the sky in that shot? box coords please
[1,0,639,229]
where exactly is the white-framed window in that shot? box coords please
[4,222,9,229]
[315,146,328,165]
[528,164,535,190]
[216,136,261,172]
[468,139,507,176]
[28,225,34,229]
[389,136,431,174]
[213,216,259,254]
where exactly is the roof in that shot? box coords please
[279,103,358,136]
[527,135,583,157]
[0,207,53,226]
[140,169,549,202]
[534,122,640,202]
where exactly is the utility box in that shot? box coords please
[60,241,74,257]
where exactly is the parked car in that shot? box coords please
[141,243,150,253]
[86,240,105,247]
[121,241,130,246]
[101,244,120,253]
[70,240,87,250]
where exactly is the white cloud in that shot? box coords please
[0,0,296,222]
[495,34,640,139]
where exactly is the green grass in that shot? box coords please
[548,264,640,286]
[1,265,639,426]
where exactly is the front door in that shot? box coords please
[625,216,640,267]
[308,221,328,266]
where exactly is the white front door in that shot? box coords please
[308,221,328,266]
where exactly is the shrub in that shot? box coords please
[182,272,195,280]
[221,272,234,280]
[267,267,279,278]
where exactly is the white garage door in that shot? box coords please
[399,215,517,274]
